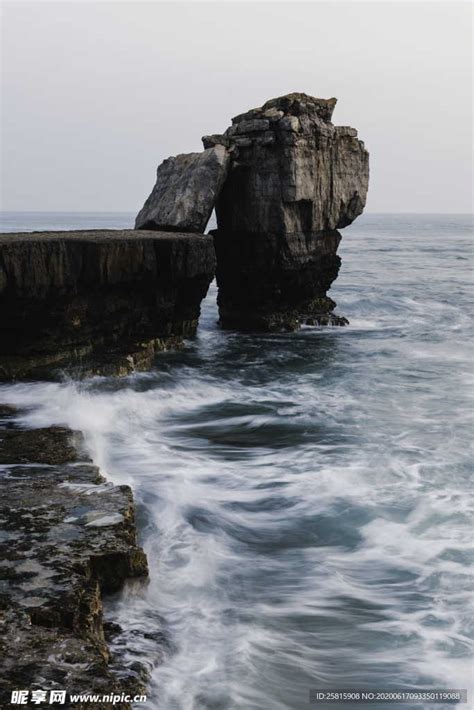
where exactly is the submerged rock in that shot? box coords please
[203,92,369,330]
[0,229,215,380]
[0,412,148,708]
[135,146,230,233]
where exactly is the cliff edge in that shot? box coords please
[0,230,215,379]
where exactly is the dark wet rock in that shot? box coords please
[0,413,148,708]
[0,427,84,465]
[0,230,215,380]
[203,92,369,330]
[135,146,230,233]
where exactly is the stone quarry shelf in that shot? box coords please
[0,404,148,709]
[0,229,216,380]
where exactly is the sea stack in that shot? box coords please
[136,92,369,331]
[203,93,369,330]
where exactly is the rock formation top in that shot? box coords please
[202,92,369,234]
[231,92,338,124]
[135,92,368,238]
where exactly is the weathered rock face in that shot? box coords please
[135,146,230,233]
[0,230,215,379]
[203,92,369,330]
[0,408,149,709]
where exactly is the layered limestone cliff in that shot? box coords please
[203,92,369,329]
[0,230,215,379]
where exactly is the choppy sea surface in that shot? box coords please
[1,212,473,710]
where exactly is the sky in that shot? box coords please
[1,1,472,214]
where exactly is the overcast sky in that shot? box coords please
[1,1,472,213]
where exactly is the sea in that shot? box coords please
[0,212,472,710]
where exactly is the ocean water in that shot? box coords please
[0,213,472,709]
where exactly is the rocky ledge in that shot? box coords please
[0,230,215,380]
[0,404,148,709]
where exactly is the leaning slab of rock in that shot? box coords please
[135,145,230,232]
[203,92,369,330]
[0,412,148,709]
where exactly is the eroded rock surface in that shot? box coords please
[135,146,230,233]
[0,409,148,708]
[0,230,215,379]
[203,92,369,329]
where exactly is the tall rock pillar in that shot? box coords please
[203,93,369,330]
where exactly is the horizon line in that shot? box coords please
[1,210,473,216]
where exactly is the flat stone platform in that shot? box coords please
[0,229,216,380]
[0,228,209,243]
